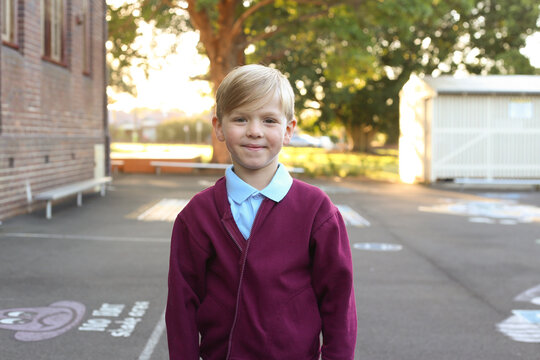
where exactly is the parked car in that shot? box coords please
[288,133,335,149]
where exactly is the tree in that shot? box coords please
[107,0,539,155]
[108,0,375,161]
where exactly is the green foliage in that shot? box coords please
[109,124,133,142]
[279,147,399,181]
[106,1,188,95]
[156,118,213,143]
[272,1,538,148]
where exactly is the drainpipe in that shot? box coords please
[0,4,3,134]
[103,0,110,176]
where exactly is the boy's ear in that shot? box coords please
[212,116,225,142]
[283,118,297,145]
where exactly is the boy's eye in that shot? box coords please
[233,118,246,123]
[264,118,278,124]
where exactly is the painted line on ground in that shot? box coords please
[137,198,188,222]
[138,310,166,360]
[336,205,370,227]
[419,198,540,224]
[353,243,403,251]
[0,233,169,243]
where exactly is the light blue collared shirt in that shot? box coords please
[225,164,293,239]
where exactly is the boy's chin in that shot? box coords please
[233,162,278,172]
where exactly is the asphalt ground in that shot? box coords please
[0,173,539,359]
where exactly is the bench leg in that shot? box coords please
[155,166,161,175]
[100,184,106,196]
[77,192,83,207]
[46,201,52,219]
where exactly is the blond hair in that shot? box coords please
[215,64,295,122]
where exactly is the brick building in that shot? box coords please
[1,0,109,220]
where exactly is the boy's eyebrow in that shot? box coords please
[228,110,284,119]
[260,111,283,119]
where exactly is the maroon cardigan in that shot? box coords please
[166,177,356,360]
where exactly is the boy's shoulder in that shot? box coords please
[288,178,336,214]
[288,179,341,229]
[290,178,331,201]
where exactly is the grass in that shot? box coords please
[111,142,399,182]
[280,146,399,181]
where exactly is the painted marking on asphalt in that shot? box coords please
[138,310,166,360]
[336,205,370,227]
[0,301,85,341]
[477,193,523,200]
[319,185,357,194]
[514,284,540,305]
[497,284,540,343]
[137,198,189,222]
[353,243,403,251]
[0,233,168,243]
[468,217,496,224]
[198,180,215,187]
[512,310,540,324]
[419,198,540,225]
[79,301,149,337]
[497,315,540,343]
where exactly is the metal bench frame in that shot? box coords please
[30,177,112,219]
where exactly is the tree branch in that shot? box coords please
[230,0,275,39]
[186,0,217,57]
[230,0,349,39]
[259,48,289,64]
[247,8,329,43]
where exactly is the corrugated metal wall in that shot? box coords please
[431,95,540,181]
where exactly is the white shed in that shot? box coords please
[399,75,540,184]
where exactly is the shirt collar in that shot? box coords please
[260,164,293,202]
[225,164,293,204]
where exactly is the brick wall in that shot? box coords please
[0,0,108,220]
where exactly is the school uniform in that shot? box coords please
[166,165,357,360]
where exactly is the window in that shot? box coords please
[1,0,17,44]
[82,0,91,74]
[42,0,65,62]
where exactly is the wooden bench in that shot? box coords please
[150,161,305,175]
[30,177,112,219]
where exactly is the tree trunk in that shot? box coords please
[207,43,246,163]
[186,0,247,163]
[345,123,376,153]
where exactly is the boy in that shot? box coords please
[166,64,357,360]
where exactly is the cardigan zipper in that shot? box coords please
[225,227,250,360]
[224,223,243,252]
[224,199,269,360]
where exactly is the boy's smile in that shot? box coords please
[213,92,296,186]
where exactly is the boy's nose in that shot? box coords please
[246,121,263,137]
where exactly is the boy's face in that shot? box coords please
[213,92,296,176]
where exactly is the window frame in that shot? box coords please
[1,0,18,47]
[82,0,91,75]
[42,0,66,65]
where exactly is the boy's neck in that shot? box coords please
[232,163,279,191]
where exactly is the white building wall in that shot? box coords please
[398,77,433,183]
[431,95,540,181]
